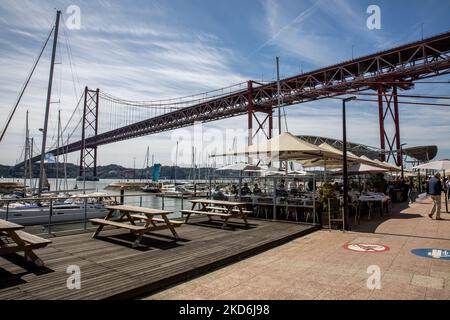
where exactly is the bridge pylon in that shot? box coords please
[247,80,273,164]
[376,81,413,166]
[77,86,99,181]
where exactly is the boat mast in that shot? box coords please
[146,146,149,182]
[38,10,61,196]
[63,134,69,190]
[174,141,178,186]
[55,109,61,192]
[23,110,29,195]
[29,137,34,193]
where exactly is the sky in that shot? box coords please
[0,0,449,169]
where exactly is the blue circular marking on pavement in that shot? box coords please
[411,248,450,260]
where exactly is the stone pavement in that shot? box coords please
[143,197,450,300]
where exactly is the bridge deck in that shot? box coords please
[0,217,318,300]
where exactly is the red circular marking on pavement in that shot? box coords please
[343,243,390,253]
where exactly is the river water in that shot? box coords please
[2,178,195,235]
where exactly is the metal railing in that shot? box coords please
[207,175,320,226]
[0,192,190,237]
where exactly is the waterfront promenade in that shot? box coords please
[0,217,316,300]
[144,198,450,300]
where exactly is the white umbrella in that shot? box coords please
[211,132,342,161]
[414,160,450,213]
[413,159,450,171]
[297,143,361,169]
[217,163,261,171]
[371,158,402,172]
[335,163,388,175]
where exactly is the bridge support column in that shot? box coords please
[247,81,273,164]
[377,84,402,167]
[78,87,99,182]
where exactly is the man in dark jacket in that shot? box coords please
[428,172,443,220]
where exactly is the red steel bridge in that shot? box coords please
[25,31,450,178]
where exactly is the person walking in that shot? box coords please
[408,178,415,204]
[428,172,443,220]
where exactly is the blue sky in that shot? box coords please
[0,0,449,168]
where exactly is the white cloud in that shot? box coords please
[0,0,250,166]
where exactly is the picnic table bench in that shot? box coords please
[0,219,51,267]
[181,199,250,228]
[90,205,183,248]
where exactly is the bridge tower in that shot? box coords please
[78,86,99,181]
[247,80,273,163]
[376,81,413,166]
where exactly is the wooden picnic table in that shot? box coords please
[0,219,51,267]
[358,195,391,219]
[90,205,183,248]
[181,199,250,228]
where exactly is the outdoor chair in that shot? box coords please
[286,199,300,221]
[255,197,272,220]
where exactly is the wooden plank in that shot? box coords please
[105,205,173,216]
[89,219,147,231]
[0,219,24,231]
[0,218,318,300]
[15,231,52,246]
[129,215,184,226]
[180,210,232,217]
[190,199,246,206]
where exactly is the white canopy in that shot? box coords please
[217,163,261,171]
[335,163,389,175]
[211,132,343,161]
[371,158,402,172]
[413,159,450,171]
[298,143,361,169]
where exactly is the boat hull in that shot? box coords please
[0,205,108,226]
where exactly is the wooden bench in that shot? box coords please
[0,219,52,267]
[206,207,253,215]
[181,210,232,218]
[90,218,147,231]
[91,205,181,248]
[15,231,52,249]
[186,199,251,228]
[129,215,184,226]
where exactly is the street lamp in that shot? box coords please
[400,143,407,180]
[342,96,357,231]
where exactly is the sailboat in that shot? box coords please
[0,11,114,225]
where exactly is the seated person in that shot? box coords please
[241,183,252,196]
[333,182,340,192]
[230,185,238,195]
[289,184,299,196]
[307,179,314,192]
[253,184,262,195]
[211,186,227,201]
[276,180,288,197]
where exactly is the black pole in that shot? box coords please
[400,145,404,180]
[342,97,356,230]
[38,10,61,196]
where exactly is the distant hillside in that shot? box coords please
[0,163,234,180]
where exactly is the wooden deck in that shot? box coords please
[0,217,318,300]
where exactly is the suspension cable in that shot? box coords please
[0,26,55,143]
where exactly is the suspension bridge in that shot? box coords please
[14,30,450,179]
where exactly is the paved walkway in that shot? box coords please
[143,197,450,300]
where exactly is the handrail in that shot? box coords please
[0,193,152,203]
